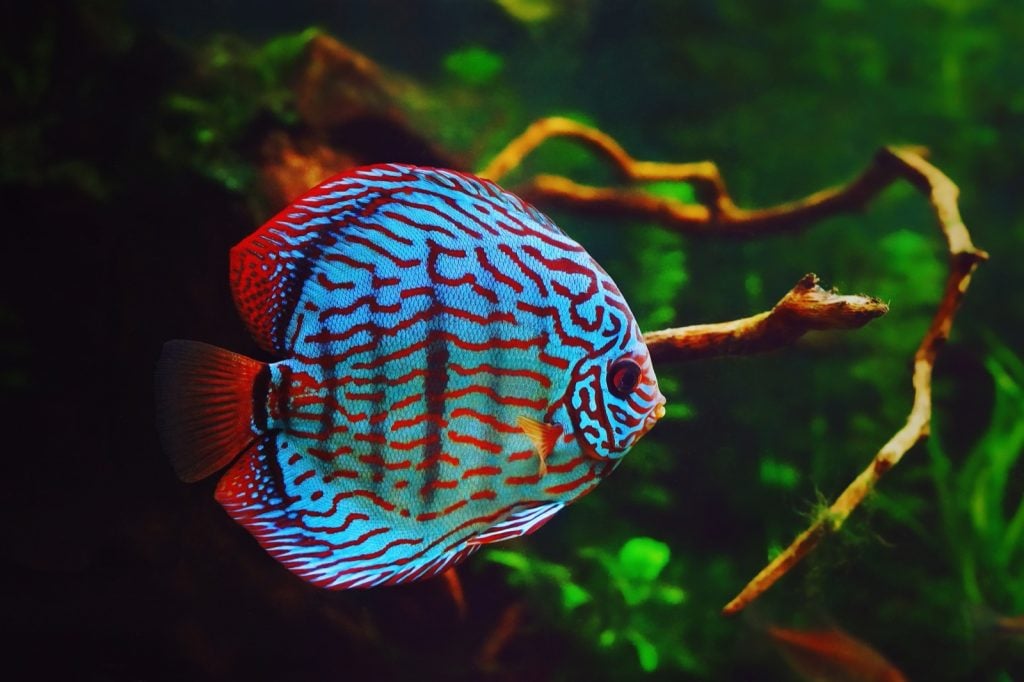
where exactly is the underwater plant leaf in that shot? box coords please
[662,403,694,421]
[484,548,532,574]
[560,582,591,610]
[745,272,764,299]
[863,489,931,538]
[257,26,319,80]
[654,584,686,605]
[622,226,687,330]
[485,548,588,613]
[759,457,801,490]
[165,94,209,114]
[1002,498,1024,571]
[966,355,1024,546]
[535,561,574,586]
[624,629,660,672]
[443,46,504,86]
[926,338,1024,611]
[618,537,671,583]
[644,180,697,205]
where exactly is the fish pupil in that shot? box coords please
[608,359,642,398]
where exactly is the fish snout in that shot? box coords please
[642,394,667,435]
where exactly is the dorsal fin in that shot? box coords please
[229,164,415,354]
[230,222,316,355]
[229,163,574,354]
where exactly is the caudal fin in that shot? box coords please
[155,340,267,482]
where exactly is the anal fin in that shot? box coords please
[215,433,466,590]
[467,502,565,546]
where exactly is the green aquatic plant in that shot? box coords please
[486,537,698,674]
[851,339,1024,678]
[583,538,690,673]
[929,340,1024,614]
[159,28,321,193]
[759,456,802,491]
[622,221,689,331]
[486,548,593,613]
[442,46,504,87]
[583,537,686,608]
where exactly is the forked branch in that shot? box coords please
[480,117,988,615]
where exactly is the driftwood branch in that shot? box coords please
[721,149,986,615]
[643,273,888,364]
[482,116,925,237]
[480,117,988,615]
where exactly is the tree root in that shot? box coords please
[480,117,988,615]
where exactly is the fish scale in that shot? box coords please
[158,163,665,589]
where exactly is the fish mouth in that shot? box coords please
[641,397,667,436]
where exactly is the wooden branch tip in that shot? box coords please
[643,274,888,364]
[483,120,986,616]
[775,274,889,330]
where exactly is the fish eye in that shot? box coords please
[607,358,642,399]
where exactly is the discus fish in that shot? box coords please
[156,164,665,589]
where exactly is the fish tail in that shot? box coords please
[155,340,267,483]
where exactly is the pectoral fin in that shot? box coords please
[517,416,563,477]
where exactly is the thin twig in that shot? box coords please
[480,116,928,235]
[481,118,988,615]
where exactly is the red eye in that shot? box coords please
[608,358,642,399]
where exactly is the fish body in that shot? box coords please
[766,625,908,682]
[157,164,664,589]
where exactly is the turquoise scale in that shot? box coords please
[215,164,663,588]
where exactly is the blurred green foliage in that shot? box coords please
[930,341,1024,614]
[443,45,504,87]
[486,537,697,673]
[159,28,321,192]
[854,339,1024,679]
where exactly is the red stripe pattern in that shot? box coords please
[218,164,665,588]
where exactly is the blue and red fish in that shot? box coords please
[156,164,665,589]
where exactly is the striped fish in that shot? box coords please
[157,164,665,589]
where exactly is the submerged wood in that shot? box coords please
[643,273,888,364]
[481,117,987,615]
